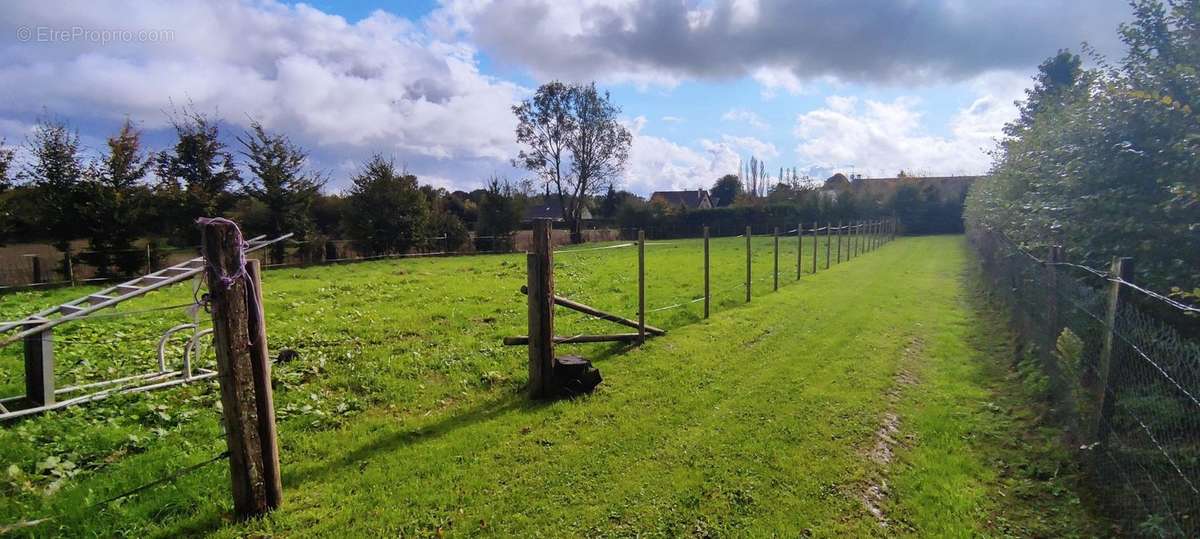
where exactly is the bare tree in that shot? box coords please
[513,81,631,243]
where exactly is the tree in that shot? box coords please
[237,121,326,263]
[476,176,524,250]
[0,138,14,244]
[711,174,743,207]
[24,116,86,266]
[513,81,632,242]
[84,119,152,275]
[344,155,428,255]
[156,108,239,244]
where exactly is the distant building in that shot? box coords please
[649,189,715,211]
[522,197,592,223]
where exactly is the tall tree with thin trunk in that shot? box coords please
[24,116,86,268]
[85,118,151,275]
[514,81,631,243]
[237,121,326,262]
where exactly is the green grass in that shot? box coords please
[0,235,1096,536]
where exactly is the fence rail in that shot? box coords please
[968,224,1199,537]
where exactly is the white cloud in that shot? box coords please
[661,115,685,124]
[792,72,1023,177]
[706,134,778,160]
[0,0,525,188]
[721,108,768,130]
[751,66,805,98]
[622,116,738,193]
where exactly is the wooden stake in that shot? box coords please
[518,286,665,335]
[526,218,555,398]
[773,227,779,291]
[638,229,646,345]
[200,219,280,519]
[504,333,642,346]
[1095,256,1134,442]
[836,221,842,264]
[745,226,752,303]
[796,224,802,280]
[245,259,282,509]
[811,221,817,274]
[703,226,710,319]
[824,222,831,270]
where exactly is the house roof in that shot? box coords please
[650,190,711,209]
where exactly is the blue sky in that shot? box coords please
[0,0,1131,194]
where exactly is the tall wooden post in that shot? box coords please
[796,224,803,280]
[201,219,282,519]
[526,219,555,398]
[23,323,54,406]
[773,228,780,291]
[811,221,818,274]
[638,230,646,345]
[824,223,831,270]
[703,226,710,319]
[745,226,752,303]
[245,260,282,508]
[836,221,842,264]
[145,243,154,273]
[1094,256,1134,442]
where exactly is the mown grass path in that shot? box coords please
[2,236,1094,537]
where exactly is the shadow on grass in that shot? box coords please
[281,388,551,489]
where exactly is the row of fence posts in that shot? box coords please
[525,217,896,397]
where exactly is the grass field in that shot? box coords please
[0,235,1098,536]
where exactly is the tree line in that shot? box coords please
[965,0,1200,297]
[0,109,527,277]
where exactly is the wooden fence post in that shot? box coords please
[65,252,74,286]
[703,226,710,319]
[23,323,54,407]
[824,222,831,270]
[745,226,752,303]
[145,243,154,273]
[200,219,282,519]
[526,219,555,398]
[796,224,802,280]
[1094,256,1134,442]
[773,227,779,291]
[246,259,282,509]
[811,221,818,274]
[836,221,842,264]
[638,229,646,345]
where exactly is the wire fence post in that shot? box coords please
[703,226,710,319]
[1094,256,1134,443]
[796,223,802,280]
[811,221,818,274]
[200,218,282,519]
[836,221,842,264]
[526,219,555,398]
[638,229,646,345]
[824,222,831,270]
[745,226,752,303]
[773,227,780,291]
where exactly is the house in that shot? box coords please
[649,189,715,211]
[522,197,592,223]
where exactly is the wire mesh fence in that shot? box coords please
[968,224,1199,537]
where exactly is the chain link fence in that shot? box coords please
[969,224,1199,537]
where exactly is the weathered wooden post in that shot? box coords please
[638,229,646,345]
[703,226,710,319]
[65,252,74,286]
[824,222,832,270]
[836,221,842,264]
[145,243,154,273]
[23,322,54,407]
[200,218,282,518]
[773,227,779,291]
[526,219,555,397]
[1094,256,1134,442]
[745,226,752,303]
[811,221,818,274]
[796,224,803,280]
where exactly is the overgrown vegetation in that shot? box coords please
[965,0,1200,296]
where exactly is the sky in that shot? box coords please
[0,0,1133,195]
